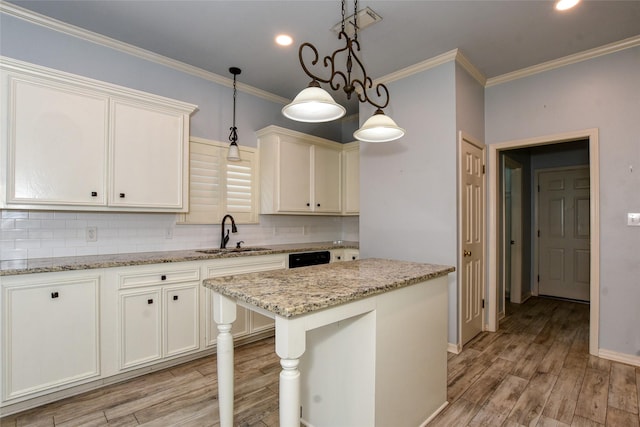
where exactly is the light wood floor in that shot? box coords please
[2,297,639,426]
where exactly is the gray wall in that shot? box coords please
[486,47,640,356]
[360,61,460,345]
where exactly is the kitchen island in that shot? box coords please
[203,258,454,427]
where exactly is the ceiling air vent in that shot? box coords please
[331,7,382,36]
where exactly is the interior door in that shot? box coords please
[459,135,485,346]
[538,167,590,301]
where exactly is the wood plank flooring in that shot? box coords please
[2,297,639,426]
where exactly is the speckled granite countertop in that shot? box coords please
[203,258,454,318]
[0,241,358,276]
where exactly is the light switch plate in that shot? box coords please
[628,213,640,226]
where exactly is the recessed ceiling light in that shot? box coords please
[275,34,293,46]
[555,0,580,11]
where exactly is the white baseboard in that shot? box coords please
[447,342,461,354]
[420,401,449,427]
[598,348,640,367]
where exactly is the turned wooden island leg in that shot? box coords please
[213,293,237,427]
[217,323,234,427]
[279,358,301,427]
[275,316,306,427]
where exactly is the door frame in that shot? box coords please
[457,130,486,352]
[487,128,599,355]
[502,156,524,307]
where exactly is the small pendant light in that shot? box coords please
[227,67,241,161]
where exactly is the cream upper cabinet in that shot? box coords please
[6,76,109,206]
[257,125,343,215]
[342,142,359,215]
[313,144,342,213]
[109,99,187,209]
[0,58,196,212]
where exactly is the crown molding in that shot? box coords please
[374,49,458,86]
[455,50,487,86]
[372,48,487,89]
[486,34,640,87]
[0,1,291,106]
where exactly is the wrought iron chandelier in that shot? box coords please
[282,0,405,143]
[227,67,241,161]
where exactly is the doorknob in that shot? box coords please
[463,250,472,257]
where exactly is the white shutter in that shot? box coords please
[179,138,258,224]
[225,148,258,223]
[178,139,222,224]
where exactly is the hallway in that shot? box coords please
[432,297,639,426]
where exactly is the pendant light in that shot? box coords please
[282,0,404,143]
[353,108,405,143]
[227,67,241,162]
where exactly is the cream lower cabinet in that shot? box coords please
[330,249,360,263]
[117,265,200,370]
[203,254,287,346]
[1,272,100,402]
[0,253,295,414]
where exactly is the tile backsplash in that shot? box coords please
[0,210,359,260]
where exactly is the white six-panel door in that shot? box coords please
[459,134,485,346]
[538,167,591,301]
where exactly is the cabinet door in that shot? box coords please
[164,284,200,357]
[313,145,342,213]
[277,138,312,212]
[330,249,345,262]
[110,99,186,209]
[7,77,108,205]
[4,277,100,400]
[343,145,360,214]
[344,249,360,261]
[120,289,162,369]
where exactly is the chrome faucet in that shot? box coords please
[220,214,238,249]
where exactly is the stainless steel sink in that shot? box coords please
[196,247,271,254]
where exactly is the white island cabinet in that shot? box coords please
[0,57,196,212]
[205,258,454,427]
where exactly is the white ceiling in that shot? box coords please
[5,1,640,114]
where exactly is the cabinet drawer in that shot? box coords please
[118,267,200,289]
[205,255,286,278]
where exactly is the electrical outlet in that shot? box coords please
[86,226,98,242]
[628,213,640,226]
[165,227,173,239]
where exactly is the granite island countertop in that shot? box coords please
[0,241,358,276]
[203,258,455,318]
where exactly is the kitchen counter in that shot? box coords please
[203,258,454,317]
[0,241,358,276]
[205,258,454,427]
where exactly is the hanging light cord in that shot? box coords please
[297,0,389,110]
[229,70,239,145]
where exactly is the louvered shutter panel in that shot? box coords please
[225,149,258,223]
[180,140,222,224]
